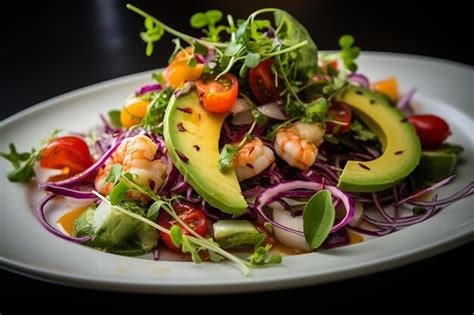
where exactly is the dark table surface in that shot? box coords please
[1,0,472,312]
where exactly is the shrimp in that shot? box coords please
[233,138,275,182]
[274,121,325,170]
[95,135,167,196]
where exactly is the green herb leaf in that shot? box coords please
[205,10,223,24]
[152,71,165,85]
[246,234,282,266]
[244,52,261,68]
[218,144,238,171]
[339,34,354,48]
[109,181,129,205]
[147,200,165,221]
[0,143,31,169]
[339,34,360,72]
[190,12,208,28]
[225,43,243,56]
[170,225,183,247]
[187,57,198,68]
[350,119,377,141]
[170,225,201,263]
[1,129,60,182]
[103,164,122,185]
[107,110,122,128]
[305,98,328,122]
[303,190,336,249]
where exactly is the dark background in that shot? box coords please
[1,0,472,312]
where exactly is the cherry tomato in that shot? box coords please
[321,60,339,74]
[248,59,281,104]
[40,136,94,181]
[371,77,399,101]
[163,47,204,89]
[408,114,451,148]
[158,203,208,251]
[120,97,150,129]
[195,73,238,113]
[325,102,353,134]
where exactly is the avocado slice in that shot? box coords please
[414,144,463,183]
[336,86,421,192]
[213,220,260,249]
[164,90,247,215]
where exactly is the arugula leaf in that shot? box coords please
[246,234,282,266]
[218,144,238,171]
[350,119,377,141]
[107,110,122,129]
[303,190,336,249]
[1,129,60,182]
[274,10,318,79]
[0,143,31,169]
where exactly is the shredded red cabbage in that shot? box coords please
[136,84,162,96]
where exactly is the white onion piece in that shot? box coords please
[231,110,254,125]
[348,201,364,227]
[34,164,64,184]
[272,203,311,251]
[257,102,287,120]
[230,98,250,115]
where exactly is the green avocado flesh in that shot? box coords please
[414,145,462,183]
[164,90,247,215]
[336,86,421,192]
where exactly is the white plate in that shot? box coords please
[1,52,473,294]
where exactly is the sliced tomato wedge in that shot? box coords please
[248,59,280,104]
[325,102,353,134]
[196,73,238,113]
[158,203,208,251]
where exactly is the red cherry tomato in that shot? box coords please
[325,102,353,134]
[248,59,281,104]
[40,136,94,180]
[195,73,238,113]
[158,203,208,251]
[408,114,451,148]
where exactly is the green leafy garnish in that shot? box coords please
[107,110,122,129]
[170,225,202,263]
[141,87,173,134]
[304,98,328,123]
[218,121,256,171]
[350,119,377,141]
[246,234,282,265]
[1,129,60,182]
[303,190,336,249]
[338,34,360,72]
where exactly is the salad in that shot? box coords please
[2,5,472,276]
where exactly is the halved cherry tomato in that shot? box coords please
[325,102,353,134]
[158,203,208,251]
[163,47,204,89]
[321,60,339,74]
[120,97,150,129]
[40,136,94,181]
[248,59,280,104]
[408,114,451,148]
[196,73,238,113]
[371,77,399,101]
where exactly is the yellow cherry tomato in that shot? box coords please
[163,46,204,89]
[371,76,399,100]
[120,97,150,129]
